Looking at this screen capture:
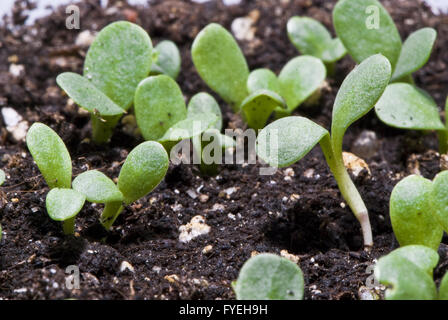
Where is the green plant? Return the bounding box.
[389,171,448,251]
[192,23,326,129]
[232,253,304,300]
[374,245,448,300]
[287,16,347,75]
[333,0,436,83]
[0,169,5,186]
[375,84,448,154]
[73,141,169,230]
[57,21,180,144]
[256,54,392,248]
[26,122,85,234]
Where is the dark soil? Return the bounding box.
[1,0,448,300]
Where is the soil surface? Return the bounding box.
[1,0,448,300]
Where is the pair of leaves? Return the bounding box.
[73,141,169,206]
[390,171,448,250]
[257,54,391,168]
[287,16,346,63]
[334,0,436,81]
[233,253,304,300]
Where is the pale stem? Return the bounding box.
[100,201,123,230]
[63,217,76,235]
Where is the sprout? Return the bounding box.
[73,141,169,230]
[26,123,85,234]
[233,253,304,300]
[375,84,448,154]
[256,54,392,248]
[192,23,326,128]
[287,16,347,75]
[56,21,180,144]
[389,175,443,251]
[374,246,440,300]
[334,0,436,83]
[0,169,5,186]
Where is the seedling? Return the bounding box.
[287,16,347,74]
[26,122,85,234]
[374,245,448,300]
[233,253,304,300]
[192,23,326,128]
[73,141,169,230]
[0,169,5,186]
[256,54,392,248]
[375,84,448,154]
[134,75,234,174]
[57,21,180,144]
[334,0,437,83]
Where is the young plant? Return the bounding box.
[57,21,180,144]
[192,23,326,129]
[375,84,448,154]
[333,0,437,83]
[233,253,304,300]
[256,54,392,248]
[26,122,85,234]
[134,75,234,175]
[73,141,169,230]
[0,169,5,186]
[374,245,448,300]
[287,16,347,75]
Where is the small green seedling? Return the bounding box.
[26,123,86,234]
[287,16,347,74]
[192,23,326,128]
[134,75,234,174]
[374,245,448,300]
[389,174,443,251]
[375,84,448,154]
[334,0,437,83]
[73,141,169,230]
[0,169,5,186]
[256,54,392,248]
[57,21,180,144]
[233,253,304,300]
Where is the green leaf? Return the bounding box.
[257,116,329,168]
[56,72,124,116]
[247,69,280,94]
[72,170,123,203]
[0,169,5,186]
[192,23,249,109]
[151,40,181,79]
[374,253,437,300]
[46,188,85,221]
[439,272,448,300]
[134,75,187,141]
[158,113,219,143]
[331,54,391,155]
[187,92,222,131]
[26,123,72,189]
[241,89,286,130]
[333,0,402,68]
[234,253,304,300]
[278,56,326,112]
[431,171,448,232]
[390,175,443,251]
[391,28,437,82]
[118,141,169,204]
[375,83,444,130]
[84,21,153,110]
[287,16,346,63]
[386,245,439,277]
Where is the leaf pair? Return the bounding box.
[374,245,448,300]
[233,253,304,300]
[287,16,347,64]
[256,54,392,247]
[26,123,85,234]
[57,21,180,144]
[390,171,448,250]
[192,23,326,129]
[334,0,437,82]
